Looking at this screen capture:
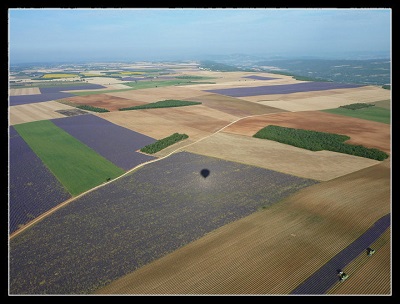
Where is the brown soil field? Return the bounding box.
[105,86,210,102]
[183,132,379,181]
[9,101,88,125]
[96,104,241,141]
[222,111,391,154]
[60,94,147,111]
[9,87,41,96]
[327,228,391,295]
[94,158,390,295]
[186,93,287,117]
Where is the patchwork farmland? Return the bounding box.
[8,61,391,295]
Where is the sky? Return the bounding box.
[8,8,391,64]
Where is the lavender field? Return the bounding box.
[9,84,106,106]
[205,81,365,97]
[9,126,71,234]
[242,75,278,80]
[9,152,318,294]
[51,114,156,171]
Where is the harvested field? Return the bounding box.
[59,94,147,111]
[184,132,379,181]
[9,87,41,96]
[367,99,391,109]
[9,101,86,125]
[180,71,295,87]
[94,158,390,295]
[248,86,390,111]
[186,93,287,117]
[105,86,210,102]
[222,111,390,154]
[9,152,317,294]
[96,104,239,141]
[83,77,127,85]
[204,82,365,97]
[51,114,156,171]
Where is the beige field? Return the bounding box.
[94,158,390,295]
[186,93,287,117]
[9,101,88,125]
[183,132,379,181]
[97,110,210,141]
[243,86,390,111]
[9,87,41,96]
[222,111,391,154]
[83,77,127,85]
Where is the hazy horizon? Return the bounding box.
[8,8,391,64]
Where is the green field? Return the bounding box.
[13,121,125,196]
[321,105,390,124]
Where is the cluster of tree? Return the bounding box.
[382,85,390,90]
[339,103,375,110]
[119,100,201,111]
[76,105,109,113]
[253,125,388,161]
[140,133,189,154]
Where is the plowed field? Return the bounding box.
[94,158,390,295]
[60,94,147,111]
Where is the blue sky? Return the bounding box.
[8,8,391,63]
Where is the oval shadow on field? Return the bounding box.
[200,169,210,178]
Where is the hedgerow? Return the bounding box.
[339,103,375,110]
[140,133,189,154]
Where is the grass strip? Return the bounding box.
[14,120,125,196]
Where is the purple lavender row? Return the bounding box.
[9,126,71,234]
[39,84,105,93]
[9,93,74,106]
[9,152,318,294]
[242,75,279,80]
[204,81,365,97]
[291,213,390,294]
[51,114,156,171]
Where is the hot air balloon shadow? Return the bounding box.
[200,169,210,178]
